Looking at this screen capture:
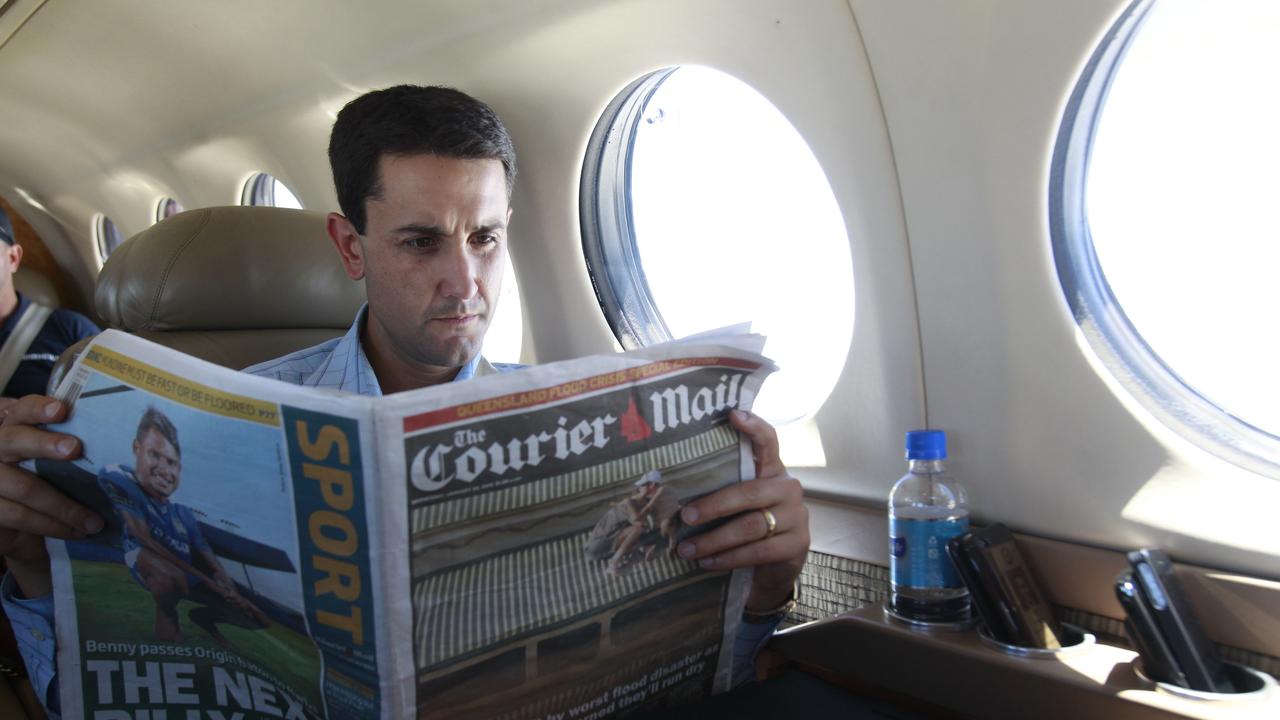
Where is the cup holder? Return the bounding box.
[1132,659,1277,702]
[976,623,1095,659]
[881,603,977,632]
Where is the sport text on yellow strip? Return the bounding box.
[82,346,280,426]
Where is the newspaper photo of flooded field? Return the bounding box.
[410,423,743,719]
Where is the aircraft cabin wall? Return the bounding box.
[0,0,1274,583]
[848,0,1278,580]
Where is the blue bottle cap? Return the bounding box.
[905,429,946,460]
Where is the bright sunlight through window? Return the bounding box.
[1087,1,1280,438]
[591,66,854,424]
[482,250,524,364]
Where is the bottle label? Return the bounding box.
[889,516,968,589]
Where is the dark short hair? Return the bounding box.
[136,406,180,458]
[328,85,517,234]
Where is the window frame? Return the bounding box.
[580,67,679,351]
[241,173,302,209]
[94,214,125,263]
[241,172,276,207]
[1049,0,1280,478]
[154,196,184,224]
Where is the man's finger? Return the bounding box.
[2,396,67,427]
[729,409,784,479]
[0,466,102,534]
[680,476,801,526]
[0,527,20,554]
[0,423,82,464]
[677,502,801,560]
[693,534,804,572]
[0,497,84,540]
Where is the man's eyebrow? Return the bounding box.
[391,223,445,236]
[390,220,507,236]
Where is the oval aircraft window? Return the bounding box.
[583,66,854,424]
[155,197,184,223]
[1052,0,1280,473]
[94,214,126,262]
[241,173,304,209]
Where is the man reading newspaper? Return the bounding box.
[0,85,809,717]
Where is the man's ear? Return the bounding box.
[6,243,23,271]
[327,213,365,280]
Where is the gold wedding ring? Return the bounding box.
[760,508,778,539]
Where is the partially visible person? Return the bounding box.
[98,407,268,645]
[0,207,100,400]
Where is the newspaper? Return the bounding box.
[37,328,776,719]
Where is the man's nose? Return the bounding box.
[439,242,479,300]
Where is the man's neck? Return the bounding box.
[361,321,463,394]
[0,286,18,323]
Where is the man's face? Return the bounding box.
[335,153,510,373]
[133,428,181,500]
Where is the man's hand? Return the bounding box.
[211,571,238,601]
[0,395,103,597]
[214,572,271,628]
[676,409,809,613]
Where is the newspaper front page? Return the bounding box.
[39,330,774,719]
[43,332,387,720]
[375,338,772,719]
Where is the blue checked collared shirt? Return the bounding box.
[2,306,778,715]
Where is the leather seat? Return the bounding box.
[13,267,60,309]
[48,206,365,392]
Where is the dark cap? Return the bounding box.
[0,208,13,245]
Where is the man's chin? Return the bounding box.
[418,334,482,369]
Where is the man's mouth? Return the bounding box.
[430,314,479,326]
[435,312,483,326]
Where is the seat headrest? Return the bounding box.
[96,206,365,331]
[14,266,60,308]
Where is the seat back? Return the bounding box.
[13,266,60,309]
[34,209,362,710]
[92,205,365,369]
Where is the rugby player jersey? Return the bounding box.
[97,464,209,574]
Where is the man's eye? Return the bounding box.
[474,234,499,246]
[405,236,437,249]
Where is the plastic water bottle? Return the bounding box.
[888,429,970,623]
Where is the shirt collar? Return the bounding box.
[454,353,482,382]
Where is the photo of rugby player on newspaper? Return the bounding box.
[37,372,325,717]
